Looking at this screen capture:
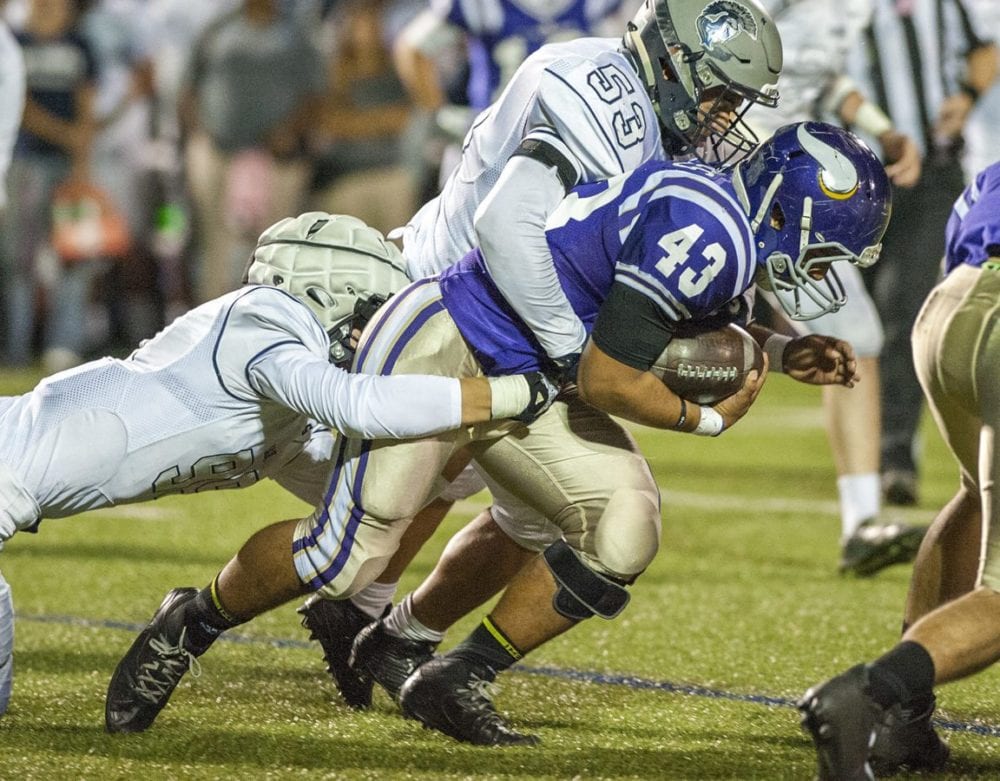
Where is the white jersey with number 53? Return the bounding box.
[402,36,666,279]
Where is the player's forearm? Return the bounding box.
[964,43,999,99]
[746,322,789,373]
[579,369,693,430]
[578,342,691,430]
[252,353,465,439]
[315,372,466,439]
[459,377,492,425]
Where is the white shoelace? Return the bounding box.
[134,627,202,704]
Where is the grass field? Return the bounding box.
[2,365,1000,780]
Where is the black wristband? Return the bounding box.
[672,397,688,431]
[959,81,981,103]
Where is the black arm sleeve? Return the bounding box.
[591,282,676,371]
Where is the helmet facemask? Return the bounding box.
[623,0,781,164]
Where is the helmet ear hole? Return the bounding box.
[306,287,337,309]
[272,274,284,285]
[769,202,785,230]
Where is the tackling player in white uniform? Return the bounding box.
[104,122,891,743]
[0,212,555,717]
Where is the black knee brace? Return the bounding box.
[543,539,630,621]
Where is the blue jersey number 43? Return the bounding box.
[655,225,726,297]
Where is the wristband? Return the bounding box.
[672,397,688,431]
[487,375,530,419]
[693,406,724,437]
[959,81,981,103]
[853,101,893,139]
[763,333,792,374]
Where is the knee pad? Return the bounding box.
[592,487,661,577]
[543,539,630,621]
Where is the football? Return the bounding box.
[650,322,764,405]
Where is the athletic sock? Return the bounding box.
[838,472,881,538]
[865,640,936,709]
[183,575,246,655]
[383,594,444,644]
[350,580,397,621]
[451,615,524,678]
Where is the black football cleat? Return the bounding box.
[870,695,950,774]
[398,654,539,746]
[105,588,202,733]
[798,665,881,781]
[349,619,436,703]
[839,520,927,577]
[298,596,376,709]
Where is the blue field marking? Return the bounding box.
[18,612,1000,739]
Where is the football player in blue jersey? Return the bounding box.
[297,0,786,712]
[799,161,1000,780]
[105,122,892,745]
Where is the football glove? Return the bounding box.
[513,371,560,424]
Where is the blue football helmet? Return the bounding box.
[732,121,891,320]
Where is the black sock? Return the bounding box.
[451,616,525,679]
[865,640,936,709]
[182,575,246,655]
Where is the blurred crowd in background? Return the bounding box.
[0,0,611,373]
[0,0,997,379]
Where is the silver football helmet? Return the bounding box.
[623,0,782,163]
[245,212,411,365]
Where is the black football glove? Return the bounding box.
[514,371,560,424]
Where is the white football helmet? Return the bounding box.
[245,212,411,365]
[622,0,782,163]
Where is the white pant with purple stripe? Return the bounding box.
[292,279,662,599]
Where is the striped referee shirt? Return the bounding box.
[847,0,994,156]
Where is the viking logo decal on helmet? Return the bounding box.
[697,1,759,52]
[796,124,861,200]
[733,121,891,321]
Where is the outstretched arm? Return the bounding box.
[253,348,554,439]
[747,323,858,387]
